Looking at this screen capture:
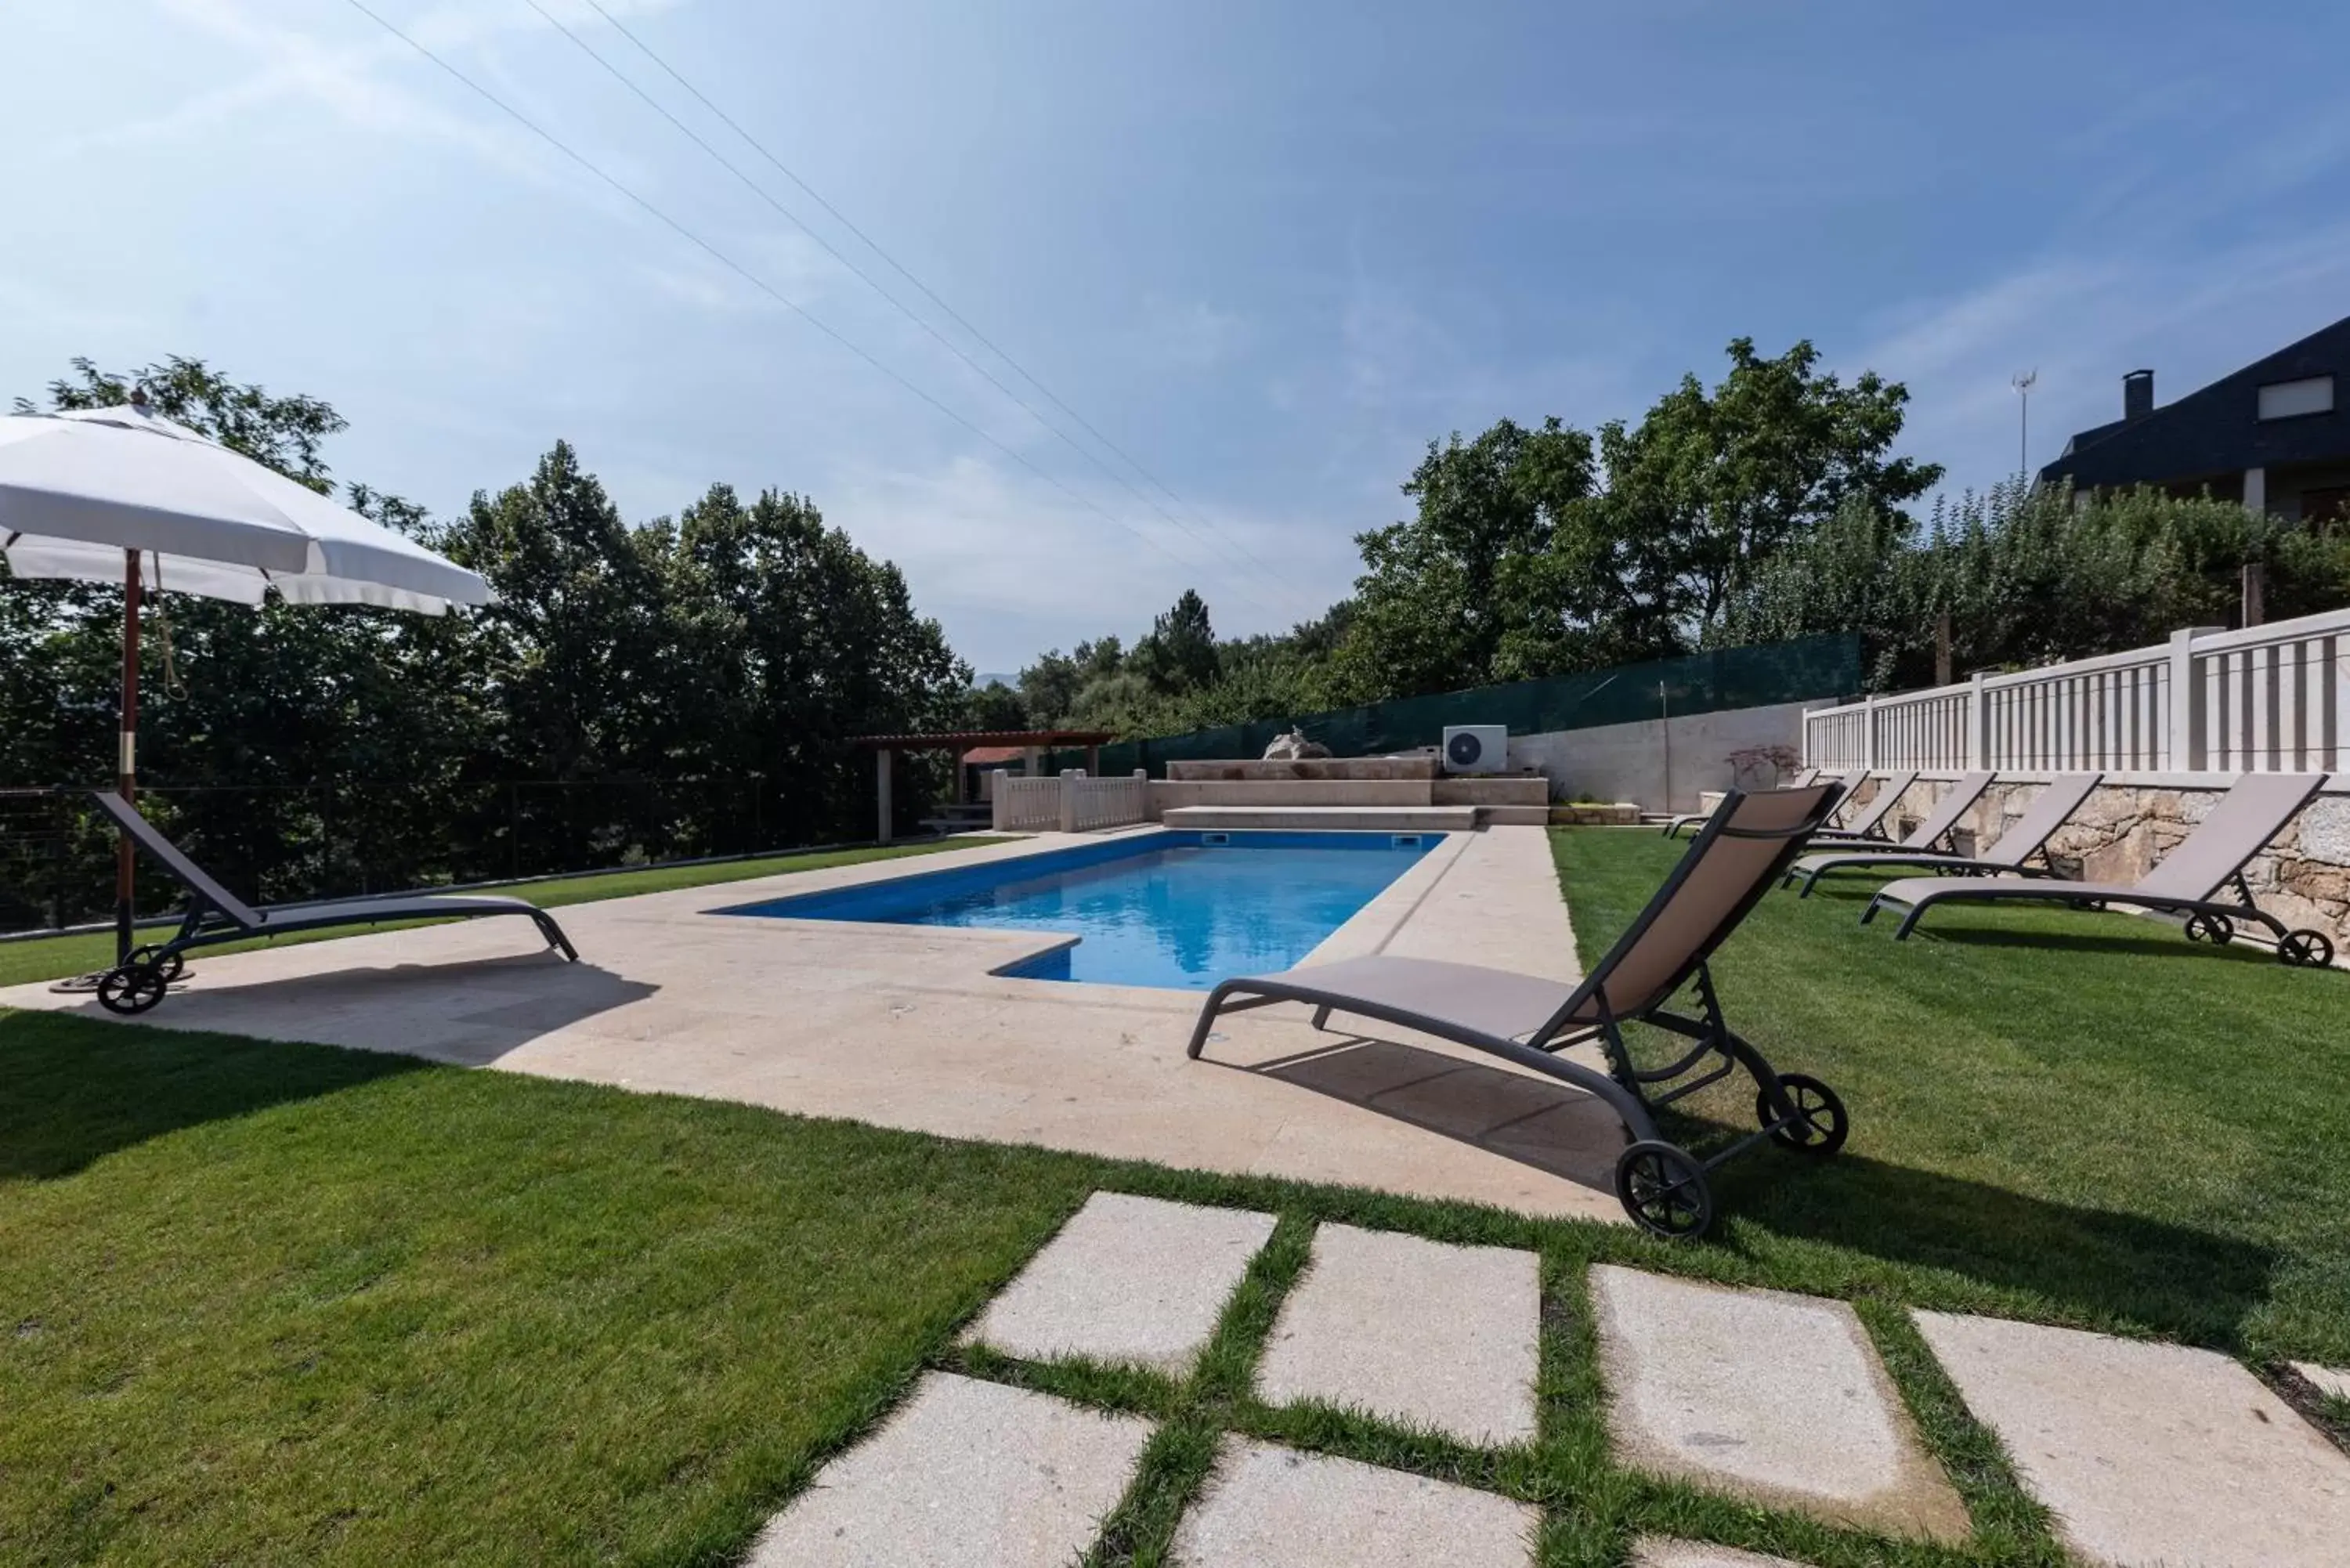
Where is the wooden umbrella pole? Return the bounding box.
[115,548,141,963]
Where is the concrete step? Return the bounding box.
[1162,806,1477,832]
[1476,805,1553,826]
[1433,776,1551,807]
[1160,780,1435,808]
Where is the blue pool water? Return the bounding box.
[718,830,1440,989]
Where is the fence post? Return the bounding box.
[1059,769,1085,833]
[2166,627,2200,771]
[990,769,1011,833]
[1861,695,1878,770]
[1966,670,1989,771]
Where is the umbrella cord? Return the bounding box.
[148,555,188,699]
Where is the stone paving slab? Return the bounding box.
[964,1192,1277,1374]
[1255,1223,1539,1446]
[744,1372,1151,1567]
[1916,1310,2350,1567]
[2293,1360,2350,1401]
[1169,1437,1538,1566]
[1632,1540,1810,1568]
[1589,1266,1966,1541]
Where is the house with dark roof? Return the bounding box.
[2037,313,2350,526]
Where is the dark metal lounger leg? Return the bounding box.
[536,912,580,962]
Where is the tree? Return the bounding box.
[1132,589,1220,692]
[1326,416,1596,700]
[4,355,980,911]
[1591,338,1941,642]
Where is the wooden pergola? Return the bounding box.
[848,728,1116,842]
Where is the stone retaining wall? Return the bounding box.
[1849,775,2350,957]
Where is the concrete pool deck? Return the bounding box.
[0,826,1626,1221]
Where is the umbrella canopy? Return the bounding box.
[0,403,490,611]
[0,397,494,968]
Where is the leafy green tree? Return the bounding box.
[1327,417,1596,700]
[1596,338,1941,641]
[1132,588,1220,692]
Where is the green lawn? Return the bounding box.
[1553,828,2350,1364]
[0,836,1009,990]
[2,826,2344,1566]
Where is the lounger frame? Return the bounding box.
[1190,782,1849,1232]
[88,790,578,1010]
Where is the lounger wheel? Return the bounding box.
[1755,1072,1848,1156]
[2279,929,2335,968]
[2183,912,2236,946]
[96,962,168,1016]
[1614,1140,1714,1239]
[126,945,186,983]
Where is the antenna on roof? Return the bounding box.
[2011,370,2038,482]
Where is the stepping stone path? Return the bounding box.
[1170,1437,1538,1566]
[1588,1264,1968,1541]
[1632,1540,1808,1568]
[1916,1310,2350,1568]
[1256,1223,1540,1445]
[744,1372,1151,1567]
[746,1193,2350,1564]
[2294,1360,2350,1402]
[964,1191,1277,1373]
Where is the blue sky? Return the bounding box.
[8,2,2350,672]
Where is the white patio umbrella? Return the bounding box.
[0,395,493,964]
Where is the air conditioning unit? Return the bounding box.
[1441,724,1509,775]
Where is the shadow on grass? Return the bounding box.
[1706,1140,2281,1343]
[1907,923,2313,966]
[0,1011,430,1181]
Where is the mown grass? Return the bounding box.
[0,836,1009,990]
[1549,827,2350,1365]
[4,824,2345,1564]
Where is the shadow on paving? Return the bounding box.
[0,1012,432,1181]
[1231,1035,1622,1193]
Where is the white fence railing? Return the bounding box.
[1803,607,2350,775]
[989,774,1062,832]
[989,769,1153,833]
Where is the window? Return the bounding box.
[2258,375,2334,421]
[2301,486,2348,529]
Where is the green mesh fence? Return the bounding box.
[1055,634,1860,776]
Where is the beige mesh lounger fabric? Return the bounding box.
[1784,771,2101,896]
[1863,772,2336,966]
[85,790,579,1015]
[1661,767,1822,837]
[1804,769,1921,845]
[1188,782,1849,1237]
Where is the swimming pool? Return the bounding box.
[718,830,1441,989]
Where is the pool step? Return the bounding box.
[1162,805,1479,833]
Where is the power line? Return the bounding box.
[337,0,1273,614]
[521,0,1296,621]
[565,0,1309,616]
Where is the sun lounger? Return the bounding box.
[85,790,580,1014]
[1188,781,1849,1237]
[1804,769,1921,845]
[1784,771,2101,896]
[1862,772,2336,966]
[1661,767,1821,837]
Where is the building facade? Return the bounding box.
[2038,313,2350,526]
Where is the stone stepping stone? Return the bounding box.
[1589,1266,1966,1541]
[1916,1310,2350,1567]
[1632,1539,1811,1568]
[1170,1436,1537,1566]
[745,1373,1151,1567]
[2294,1360,2350,1402]
[1255,1223,1538,1446]
[965,1191,1277,1374]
